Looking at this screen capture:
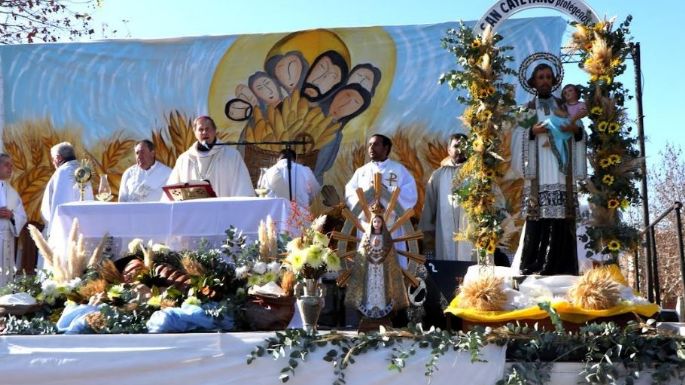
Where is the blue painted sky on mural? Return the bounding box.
[88,0,684,169]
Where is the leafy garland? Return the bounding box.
[247,309,685,385]
[439,22,516,263]
[571,16,641,258]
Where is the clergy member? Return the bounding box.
[119,140,172,202]
[261,148,321,207]
[41,142,94,237]
[166,115,255,197]
[0,154,27,287]
[511,63,585,275]
[418,134,473,261]
[345,134,417,212]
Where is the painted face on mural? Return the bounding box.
[235,84,258,106]
[301,51,348,102]
[194,117,217,144]
[225,99,253,121]
[249,73,281,106]
[134,142,155,170]
[347,67,375,93]
[274,53,305,93]
[329,87,364,121]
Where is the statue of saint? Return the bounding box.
[345,201,409,319]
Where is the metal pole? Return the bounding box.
[650,227,661,305]
[633,244,640,292]
[630,42,653,301]
[675,202,685,297]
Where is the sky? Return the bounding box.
[88,0,685,170]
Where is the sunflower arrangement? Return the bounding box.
[570,16,641,259]
[440,23,517,264]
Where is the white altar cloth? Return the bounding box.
[49,198,290,257]
[0,332,507,385]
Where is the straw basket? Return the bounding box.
[244,144,319,186]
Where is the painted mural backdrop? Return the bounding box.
[0,17,565,223]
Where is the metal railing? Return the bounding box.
[638,201,685,305]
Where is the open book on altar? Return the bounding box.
[162,180,217,201]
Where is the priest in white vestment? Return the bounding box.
[0,154,27,287]
[262,148,320,207]
[345,134,418,267]
[166,116,255,198]
[419,134,473,261]
[41,142,94,238]
[509,64,586,275]
[119,140,172,202]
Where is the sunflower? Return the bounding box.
[607,199,620,209]
[486,241,497,254]
[591,106,603,115]
[607,240,621,251]
[483,169,495,179]
[621,198,630,209]
[602,174,615,185]
[479,110,493,120]
[597,121,608,132]
[471,39,481,48]
[599,158,612,168]
[599,75,613,84]
[608,154,621,164]
[608,122,620,133]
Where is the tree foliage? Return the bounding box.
[0,0,105,44]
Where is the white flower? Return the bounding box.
[305,244,324,268]
[310,215,327,232]
[152,243,170,254]
[128,238,144,254]
[41,279,57,296]
[66,277,82,290]
[287,250,306,272]
[322,249,341,271]
[235,265,250,279]
[312,232,330,247]
[253,261,268,275]
[286,238,303,253]
[267,261,281,274]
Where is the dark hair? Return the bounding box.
[136,139,154,151]
[301,50,349,102]
[193,115,217,129]
[265,51,309,91]
[347,63,382,96]
[526,63,557,90]
[278,148,296,161]
[448,133,468,143]
[370,134,392,153]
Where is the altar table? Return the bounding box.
[0,332,506,385]
[48,198,291,258]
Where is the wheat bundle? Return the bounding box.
[568,268,621,310]
[459,275,507,311]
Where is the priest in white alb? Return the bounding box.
[119,140,172,202]
[166,116,255,198]
[261,148,320,207]
[419,134,473,261]
[41,142,94,238]
[0,154,27,286]
[345,134,417,266]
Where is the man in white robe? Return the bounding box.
[419,134,473,261]
[0,154,27,287]
[166,116,255,198]
[262,148,320,207]
[345,134,418,266]
[119,140,172,202]
[510,64,586,275]
[41,142,94,238]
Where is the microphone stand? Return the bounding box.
[204,138,310,202]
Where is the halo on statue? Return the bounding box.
[518,51,564,95]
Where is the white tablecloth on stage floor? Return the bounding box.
[48,198,291,258]
[0,332,507,385]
